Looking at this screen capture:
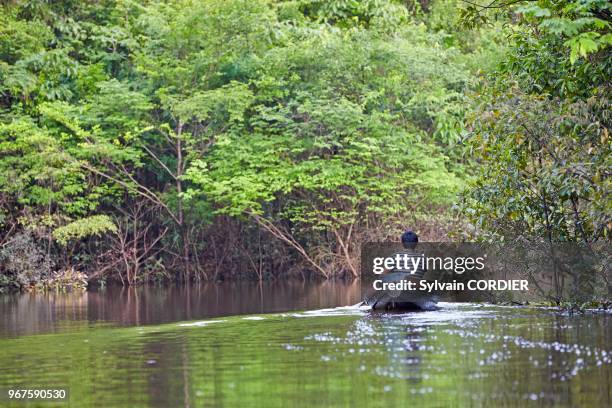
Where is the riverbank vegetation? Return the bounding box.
[0,0,609,292]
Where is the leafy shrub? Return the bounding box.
[53,215,117,246]
[37,268,88,291]
[0,232,52,290]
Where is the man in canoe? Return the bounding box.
[361,230,438,311]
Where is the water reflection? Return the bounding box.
[0,281,361,337]
[0,287,610,407]
[298,304,611,406]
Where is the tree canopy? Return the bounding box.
[0,0,609,289]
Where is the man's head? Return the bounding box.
[401,230,418,249]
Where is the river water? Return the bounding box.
[0,282,610,407]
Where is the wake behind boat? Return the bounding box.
[361,273,439,311]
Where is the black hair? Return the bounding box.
[401,230,418,249]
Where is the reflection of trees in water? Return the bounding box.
[0,291,89,336]
[0,281,361,336]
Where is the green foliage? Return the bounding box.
[183,25,468,241]
[499,30,610,100]
[517,0,611,64]
[459,0,611,64]
[458,0,610,245]
[53,215,117,246]
[0,118,96,214]
[461,87,610,242]
[289,0,414,30]
[0,0,506,283]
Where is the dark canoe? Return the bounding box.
[361,272,438,311]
